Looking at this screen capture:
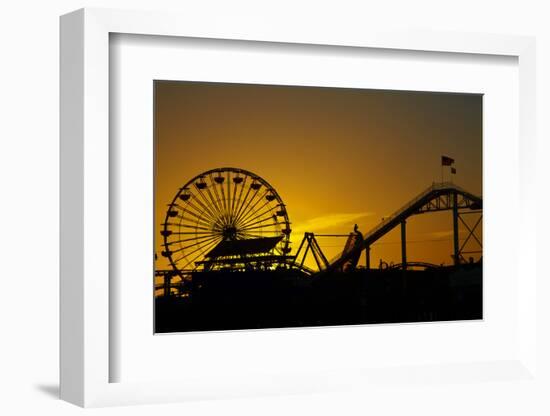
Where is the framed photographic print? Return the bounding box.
[60,8,538,408]
[153,81,483,334]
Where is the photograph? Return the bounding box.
[154,80,483,333]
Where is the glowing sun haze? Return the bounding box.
[155,81,482,272]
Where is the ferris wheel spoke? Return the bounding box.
[236,198,273,228]
[234,189,270,226]
[163,231,221,244]
[208,173,228,222]
[175,198,219,225]
[173,215,212,229]
[172,235,221,264]
[199,181,221,216]
[238,203,279,229]
[184,190,223,224]
[226,170,232,221]
[226,171,235,219]
[238,187,269,220]
[231,176,253,224]
[195,179,220,214]
[170,234,222,253]
[238,230,281,239]
[164,232,221,246]
[239,223,280,233]
[169,223,215,232]
[174,237,222,269]
[229,172,239,221]
[191,183,218,220]
[168,231,219,235]
[212,172,233,225]
[172,202,205,221]
[239,227,282,237]
[239,208,277,228]
[239,231,281,238]
[167,236,219,255]
[215,173,230,222]
[204,182,229,227]
[238,216,279,231]
[233,187,263,226]
[238,226,281,236]
[193,182,226,226]
[180,211,216,230]
[230,174,248,222]
[175,204,188,246]
[172,211,214,230]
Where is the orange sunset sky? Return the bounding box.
[154,81,482,273]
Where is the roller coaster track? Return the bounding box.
[319,182,482,275]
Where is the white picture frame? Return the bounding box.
[60,8,537,407]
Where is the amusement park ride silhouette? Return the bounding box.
[155,167,482,298]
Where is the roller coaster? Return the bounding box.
[155,168,482,296]
[300,181,482,275]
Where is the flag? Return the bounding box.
[441,155,454,166]
[451,167,456,174]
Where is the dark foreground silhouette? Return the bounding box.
[155,264,482,333]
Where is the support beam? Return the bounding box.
[365,245,371,270]
[452,191,460,265]
[298,233,312,268]
[401,220,407,270]
[163,274,172,297]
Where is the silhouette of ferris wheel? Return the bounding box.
[161,167,292,275]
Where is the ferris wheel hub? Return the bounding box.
[222,226,238,241]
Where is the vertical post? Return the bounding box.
[365,245,370,270]
[163,274,172,297]
[453,191,460,265]
[401,220,407,270]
